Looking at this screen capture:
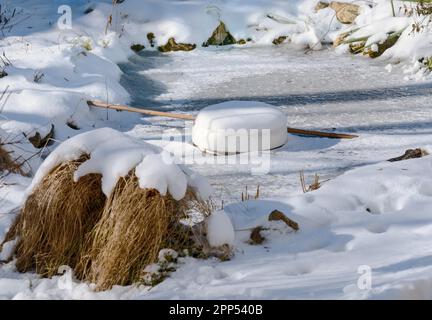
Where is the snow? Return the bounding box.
[192,101,288,154]
[28,128,211,200]
[1,0,432,300]
[206,210,235,247]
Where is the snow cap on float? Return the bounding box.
[192,101,287,154]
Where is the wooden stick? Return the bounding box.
[87,100,358,139]
[287,127,358,139]
[87,100,195,120]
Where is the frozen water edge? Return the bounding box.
[121,46,432,201]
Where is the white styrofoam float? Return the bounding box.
[192,101,287,154]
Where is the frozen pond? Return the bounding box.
[119,46,432,201]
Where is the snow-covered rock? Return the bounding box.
[192,101,288,154]
[206,210,235,247]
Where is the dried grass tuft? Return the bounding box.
[3,156,106,276]
[78,174,208,290]
[2,156,215,291]
[0,143,23,175]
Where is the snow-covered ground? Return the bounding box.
[1,0,432,299]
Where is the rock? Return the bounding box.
[147,32,156,47]
[268,210,299,231]
[130,43,145,53]
[249,226,265,245]
[0,70,7,78]
[158,38,196,52]
[315,1,330,12]
[237,39,247,45]
[388,148,429,162]
[28,124,55,149]
[272,36,287,45]
[329,2,361,24]
[203,21,237,46]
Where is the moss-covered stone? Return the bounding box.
[272,36,287,45]
[147,32,156,47]
[130,43,145,53]
[158,38,196,52]
[203,21,237,46]
[367,33,400,58]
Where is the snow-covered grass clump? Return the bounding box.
[29,127,212,200]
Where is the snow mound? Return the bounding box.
[206,211,235,247]
[192,101,287,154]
[28,128,212,200]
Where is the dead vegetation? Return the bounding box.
[33,70,44,83]
[0,142,23,176]
[300,170,328,193]
[3,156,105,276]
[241,185,260,202]
[26,124,55,149]
[0,51,12,78]
[0,6,28,38]
[0,130,35,178]
[2,156,217,291]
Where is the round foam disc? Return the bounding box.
[192,101,287,154]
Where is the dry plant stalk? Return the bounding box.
[241,185,260,202]
[300,170,324,193]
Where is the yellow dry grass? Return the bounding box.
[4,156,105,276]
[0,144,23,175]
[2,156,214,291]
